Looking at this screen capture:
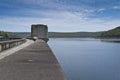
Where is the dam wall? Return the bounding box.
[0,39,67,80]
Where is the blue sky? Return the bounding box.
[0,0,120,32]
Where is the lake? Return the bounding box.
[48,38,120,80]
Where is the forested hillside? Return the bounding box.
[101,26,120,38]
[48,32,101,38]
[1,26,120,38]
[6,32,101,38]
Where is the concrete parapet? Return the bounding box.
[0,39,26,52]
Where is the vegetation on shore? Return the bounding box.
[48,32,102,38]
[0,31,9,38]
[101,26,120,38]
[0,26,120,38]
[5,32,102,38]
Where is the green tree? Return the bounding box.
[0,31,9,38]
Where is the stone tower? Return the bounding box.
[31,24,48,42]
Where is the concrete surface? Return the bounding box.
[0,39,34,60]
[0,40,67,80]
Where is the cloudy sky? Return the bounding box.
[0,0,120,32]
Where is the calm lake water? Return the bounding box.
[48,38,120,80]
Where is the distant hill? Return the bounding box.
[7,32,31,38]
[0,31,9,38]
[6,32,102,38]
[1,26,120,38]
[48,32,101,38]
[101,26,120,38]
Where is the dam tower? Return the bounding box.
[31,24,49,42]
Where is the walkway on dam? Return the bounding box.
[0,40,67,80]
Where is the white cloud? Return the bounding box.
[112,6,120,9]
[97,8,106,12]
[0,0,120,32]
[0,10,120,32]
[19,0,95,14]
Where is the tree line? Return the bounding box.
[0,26,120,38]
[0,31,9,38]
[101,26,120,38]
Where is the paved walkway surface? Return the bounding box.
[0,40,67,80]
[0,39,34,60]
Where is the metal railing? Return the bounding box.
[0,39,26,52]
